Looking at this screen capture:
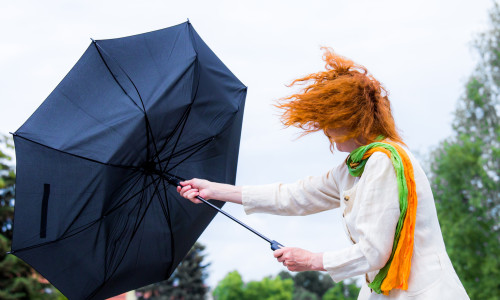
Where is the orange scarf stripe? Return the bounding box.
[347,141,418,295]
[380,141,417,294]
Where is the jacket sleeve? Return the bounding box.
[241,166,342,216]
[323,152,401,282]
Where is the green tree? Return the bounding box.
[293,287,318,300]
[212,271,245,300]
[322,281,360,300]
[244,276,294,300]
[277,270,294,281]
[292,271,333,298]
[137,242,209,300]
[0,135,62,299]
[429,3,500,299]
[277,270,359,300]
[0,135,15,240]
[213,271,294,300]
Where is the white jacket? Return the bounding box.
[241,148,469,299]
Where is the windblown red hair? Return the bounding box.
[276,48,404,147]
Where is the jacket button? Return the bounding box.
[344,196,350,201]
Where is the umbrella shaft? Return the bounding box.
[194,195,273,244]
[163,175,281,249]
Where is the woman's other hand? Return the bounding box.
[274,247,325,272]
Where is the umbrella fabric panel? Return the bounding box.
[96,23,197,112]
[11,136,142,250]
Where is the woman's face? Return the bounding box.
[325,128,362,153]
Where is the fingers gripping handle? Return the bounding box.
[271,240,284,251]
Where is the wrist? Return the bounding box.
[209,182,242,204]
[310,252,325,271]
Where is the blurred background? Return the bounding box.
[0,0,498,299]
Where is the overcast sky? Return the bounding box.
[0,0,493,290]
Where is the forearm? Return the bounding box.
[209,182,242,204]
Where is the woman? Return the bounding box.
[177,49,469,299]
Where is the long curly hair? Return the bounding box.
[276,48,404,148]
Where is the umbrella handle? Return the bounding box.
[270,240,284,251]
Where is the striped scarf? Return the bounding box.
[346,141,417,295]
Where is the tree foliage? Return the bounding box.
[214,270,359,300]
[322,282,359,300]
[0,135,15,241]
[292,271,334,298]
[244,275,294,300]
[212,271,245,300]
[137,242,209,300]
[213,271,293,300]
[429,3,500,299]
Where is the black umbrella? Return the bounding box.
[10,21,281,300]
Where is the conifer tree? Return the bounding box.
[137,242,209,300]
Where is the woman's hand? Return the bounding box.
[176,178,243,205]
[274,247,325,272]
[177,178,213,204]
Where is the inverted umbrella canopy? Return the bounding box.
[11,21,246,299]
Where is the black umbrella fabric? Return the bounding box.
[11,21,246,299]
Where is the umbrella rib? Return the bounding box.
[151,104,192,162]
[158,135,214,163]
[93,41,148,111]
[106,173,150,280]
[92,40,161,165]
[166,138,215,173]
[13,133,140,171]
[58,171,142,239]
[91,40,143,112]
[162,59,200,171]
[87,173,163,300]
[158,178,176,277]
[89,175,153,300]
[104,174,149,284]
[102,175,155,217]
[11,213,102,254]
[144,24,196,163]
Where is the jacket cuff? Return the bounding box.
[241,184,277,215]
[323,244,370,282]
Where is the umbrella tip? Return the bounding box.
[187,18,190,24]
[8,132,14,136]
[90,38,96,43]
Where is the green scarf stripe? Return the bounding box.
[346,142,409,294]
